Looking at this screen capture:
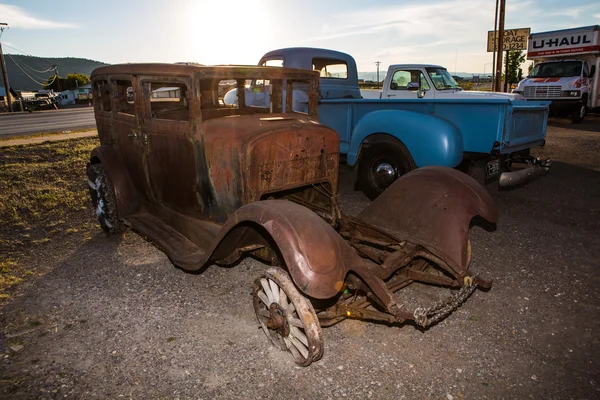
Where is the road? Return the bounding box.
[0,108,95,138]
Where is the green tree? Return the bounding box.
[505,51,526,84]
[43,73,90,91]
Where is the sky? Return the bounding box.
[1,0,599,77]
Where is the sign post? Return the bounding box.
[488,27,530,92]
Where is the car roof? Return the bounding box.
[91,63,319,81]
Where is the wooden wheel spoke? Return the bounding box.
[257,291,270,307]
[288,335,309,359]
[258,308,271,318]
[285,302,296,315]
[290,325,308,347]
[288,316,304,328]
[260,278,274,304]
[279,288,288,308]
[268,279,280,304]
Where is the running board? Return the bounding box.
[125,213,206,270]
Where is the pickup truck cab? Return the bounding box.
[226,47,551,199]
[382,64,524,100]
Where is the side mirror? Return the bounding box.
[590,65,596,78]
[417,89,427,99]
[407,82,420,91]
[390,82,398,90]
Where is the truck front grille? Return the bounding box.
[523,85,562,99]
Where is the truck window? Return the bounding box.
[114,80,135,115]
[261,59,283,67]
[146,82,189,122]
[425,68,460,90]
[530,61,582,78]
[389,70,431,91]
[94,80,111,112]
[312,58,348,79]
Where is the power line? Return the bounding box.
[7,53,54,82]
[2,43,93,76]
[6,53,54,86]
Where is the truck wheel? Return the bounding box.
[253,267,324,366]
[571,98,587,123]
[357,142,415,200]
[87,163,125,234]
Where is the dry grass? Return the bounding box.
[0,137,100,298]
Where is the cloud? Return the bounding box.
[309,19,408,41]
[0,4,76,29]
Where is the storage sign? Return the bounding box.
[487,28,530,52]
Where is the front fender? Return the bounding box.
[206,200,356,299]
[356,166,498,275]
[347,109,463,168]
[89,145,139,218]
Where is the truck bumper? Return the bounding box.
[498,156,551,188]
[548,99,582,113]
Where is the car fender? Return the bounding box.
[89,145,140,218]
[356,166,498,275]
[205,200,356,300]
[347,109,464,168]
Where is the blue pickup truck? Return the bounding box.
[225,47,551,199]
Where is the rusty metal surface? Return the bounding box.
[356,166,498,275]
[89,62,498,329]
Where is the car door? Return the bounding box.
[139,77,204,217]
[111,76,155,202]
[385,69,433,99]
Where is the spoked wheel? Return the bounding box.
[252,267,323,366]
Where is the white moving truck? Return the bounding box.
[513,25,600,123]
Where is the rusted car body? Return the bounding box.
[87,63,498,366]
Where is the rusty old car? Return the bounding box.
[87,63,498,366]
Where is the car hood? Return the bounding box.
[436,90,524,100]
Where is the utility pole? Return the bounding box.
[0,23,12,112]
[375,61,381,88]
[494,0,506,92]
[491,0,499,90]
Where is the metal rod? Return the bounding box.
[494,0,506,92]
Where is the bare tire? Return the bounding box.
[253,267,323,366]
[87,163,125,234]
[571,98,587,123]
[357,141,415,200]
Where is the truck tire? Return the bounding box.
[357,141,415,200]
[571,97,587,123]
[87,163,125,234]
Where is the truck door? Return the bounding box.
[385,69,432,99]
[139,77,204,217]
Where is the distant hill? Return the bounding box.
[0,55,109,91]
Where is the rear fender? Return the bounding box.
[206,200,355,300]
[347,109,464,168]
[356,166,498,275]
[89,145,140,218]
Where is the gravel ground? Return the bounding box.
[1,115,599,399]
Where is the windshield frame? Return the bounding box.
[425,67,461,90]
[529,61,583,78]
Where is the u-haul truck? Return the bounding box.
[513,25,599,123]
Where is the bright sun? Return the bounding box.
[182,0,270,66]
